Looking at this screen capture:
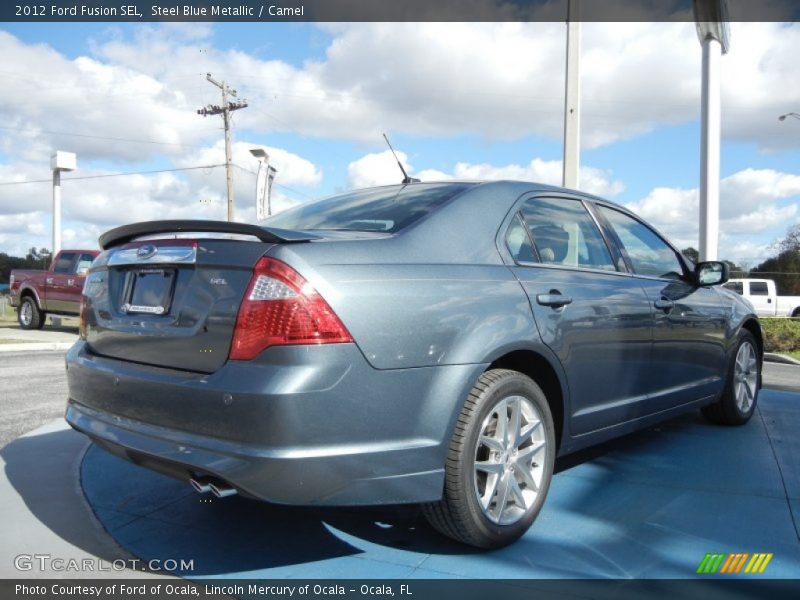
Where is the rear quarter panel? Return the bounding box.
[267,182,549,370]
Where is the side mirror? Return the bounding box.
[695,261,729,287]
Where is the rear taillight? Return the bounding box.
[229,257,352,360]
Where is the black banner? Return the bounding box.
[3,579,800,600]
[1,0,799,23]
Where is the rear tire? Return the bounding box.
[702,330,760,426]
[18,296,45,330]
[422,369,555,548]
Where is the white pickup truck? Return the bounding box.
[723,278,800,318]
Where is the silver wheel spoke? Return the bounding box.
[495,400,508,447]
[508,398,521,448]
[508,475,527,509]
[475,460,504,475]
[479,435,504,453]
[515,460,539,493]
[515,440,546,464]
[481,474,500,510]
[494,473,511,520]
[516,420,541,447]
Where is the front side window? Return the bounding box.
[598,206,685,280]
[749,282,769,296]
[53,253,76,274]
[519,197,615,271]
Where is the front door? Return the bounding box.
[595,204,728,408]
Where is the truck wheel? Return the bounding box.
[702,330,760,426]
[422,369,555,548]
[18,296,45,330]
[792,308,800,318]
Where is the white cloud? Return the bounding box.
[347,150,413,188]
[624,168,800,263]
[348,151,624,198]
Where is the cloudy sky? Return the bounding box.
[1,20,799,266]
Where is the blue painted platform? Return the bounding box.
[80,390,800,579]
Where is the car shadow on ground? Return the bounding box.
[4,394,798,578]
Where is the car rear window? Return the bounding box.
[264,183,474,233]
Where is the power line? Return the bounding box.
[0,125,216,149]
[0,164,225,187]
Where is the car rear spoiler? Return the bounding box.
[98,220,320,250]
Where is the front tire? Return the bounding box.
[18,296,45,330]
[702,330,760,426]
[422,369,555,548]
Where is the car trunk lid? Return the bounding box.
[83,221,319,373]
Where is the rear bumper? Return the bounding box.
[65,341,485,505]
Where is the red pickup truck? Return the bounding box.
[9,250,99,329]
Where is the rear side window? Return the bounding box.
[505,214,537,263]
[749,282,769,296]
[53,253,76,273]
[723,282,744,295]
[598,206,685,280]
[264,183,474,233]
[519,197,616,271]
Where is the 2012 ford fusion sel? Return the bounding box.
[65,181,762,548]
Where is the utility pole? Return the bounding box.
[694,0,729,261]
[51,151,76,256]
[197,73,248,222]
[562,0,581,190]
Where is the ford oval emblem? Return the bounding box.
[136,245,158,260]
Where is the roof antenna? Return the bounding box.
[383,133,420,184]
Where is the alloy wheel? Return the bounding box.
[473,395,547,525]
[734,341,758,414]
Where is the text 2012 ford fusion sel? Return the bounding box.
[65,181,761,548]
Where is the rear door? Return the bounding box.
[63,253,96,313]
[506,195,654,435]
[745,280,775,316]
[46,252,77,312]
[594,204,728,407]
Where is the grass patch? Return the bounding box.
[0,303,17,322]
[761,317,800,353]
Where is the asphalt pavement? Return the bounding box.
[0,351,68,448]
[0,347,798,579]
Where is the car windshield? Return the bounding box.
[263,183,474,233]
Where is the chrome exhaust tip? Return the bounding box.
[209,481,238,498]
[189,477,212,494]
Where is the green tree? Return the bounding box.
[751,250,800,295]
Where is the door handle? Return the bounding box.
[654,298,674,311]
[46,277,53,285]
[536,293,573,308]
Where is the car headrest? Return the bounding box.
[532,225,569,263]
